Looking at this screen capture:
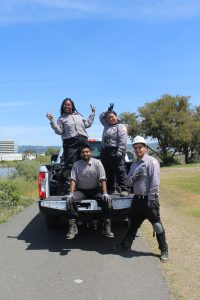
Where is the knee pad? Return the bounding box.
[152,222,163,234]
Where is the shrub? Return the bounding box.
[0,180,21,208]
[36,155,50,164]
[15,160,39,181]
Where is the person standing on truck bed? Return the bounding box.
[113,136,169,262]
[46,98,96,190]
[65,145,114,239]
[99,103,129,197]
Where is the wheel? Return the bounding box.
[45,215,60,229]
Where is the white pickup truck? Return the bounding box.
[38,139,134,229]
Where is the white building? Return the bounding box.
[0,153,23,161]
[0,140,18,154]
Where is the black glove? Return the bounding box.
[116,149,123,159]
[147,199,159,210]
[102,193,112,209]
[108,102,114,112]
[130,168,143,183]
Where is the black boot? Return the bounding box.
[112,230,137,252]
[102,219,114,238]
[66,219,78,239]
[156,230,168,252]
[160,250,169,262]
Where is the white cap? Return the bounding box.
[132,135,147,146]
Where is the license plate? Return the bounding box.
[40,200,66,210]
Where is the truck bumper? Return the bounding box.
[38,195,133,216]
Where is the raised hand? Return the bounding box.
[90,104,96,115]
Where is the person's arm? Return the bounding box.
[97,161,109,196]
[148,159,160,201]
[83,105,96,128]
[47,113,64,135]
[68,166,77,199]
[100,179,111,203]
[126,164,134,187]
[100,179,107,194]
[99,111,108,126]
[69,179,76,193]
[46,112,54,122]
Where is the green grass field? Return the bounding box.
[161,166,200,218]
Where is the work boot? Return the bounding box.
[66,219,78,239]
[102,219,114,238]
[160,250,169,262]
[112,242,127,252]
[112,237,132,252]
[120,190,129,197]
[112,230,136,252]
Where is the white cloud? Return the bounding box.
[0,0,200,25]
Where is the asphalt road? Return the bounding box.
[0,204,171,300]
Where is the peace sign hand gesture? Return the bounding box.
[90,104,96,115]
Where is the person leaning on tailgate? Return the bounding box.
[65,145,114,239]
[113,136,169,262]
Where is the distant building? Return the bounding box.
[0,140,18,154]
[0,153,23,161]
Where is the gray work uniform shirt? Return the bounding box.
[127,153,160,201]
[50,112,95,141]
[70,157,106,189]
[99,112,127,152]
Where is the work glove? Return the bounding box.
[116,149,123,159]
[67,192,75,202]
[102,193,112,209]
[147,199,159,210]
[108,102,114,112]
[66,192,78,216]
[130,168,143,183]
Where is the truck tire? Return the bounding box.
[45,215,60,229]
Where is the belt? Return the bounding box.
[134,195,148,200]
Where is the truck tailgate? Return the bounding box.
[39,194,133,213]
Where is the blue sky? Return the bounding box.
[0,0,200,146]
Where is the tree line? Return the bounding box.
[120,94,200,165]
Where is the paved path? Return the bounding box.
[0,204,171,300]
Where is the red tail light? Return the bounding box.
[38,172,46,199]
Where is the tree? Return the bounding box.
[119,112,140,141]
[138,94,191,164]
[179,105,200,163]
[45,147,59,156]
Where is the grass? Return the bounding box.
[161,167,200,218]
[141,165,200,300]
[0,156,50,223]
[0,177,38,224]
